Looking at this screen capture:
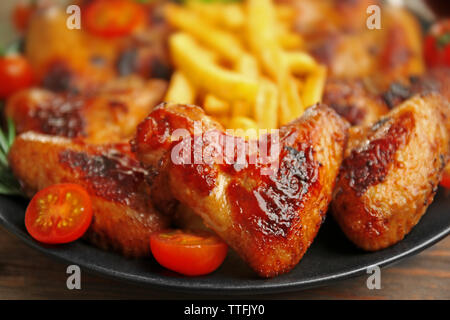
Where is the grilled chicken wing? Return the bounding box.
[323,78,389,126]
[288,0,424,85]
[382,68,450,109]
[133,103,348,277]
[5,77,167,143]
[9,132,169,257]
[324,68,450,128]
[332,93,450,251]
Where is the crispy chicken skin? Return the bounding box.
[383,68,450,109]
[323,68,450,128]
[323,78,389,126]
[133,103,348,277]
[9,132,169,257]
[5,77,167,144]
[332,94,450,251]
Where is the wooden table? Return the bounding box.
[0,226,448,299]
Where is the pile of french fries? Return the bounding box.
[164,0,327,135]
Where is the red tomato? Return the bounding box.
[12,1,34,33]
[424,19,450,67]
[150,230,228,276]
[84,0,146,38]
[25,184,93,244]
[441,165,450,189]
[0,55,34,99]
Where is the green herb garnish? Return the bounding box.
[0,117,22,196]
[437,33,450,49]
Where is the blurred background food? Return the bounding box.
[0,0,434,134]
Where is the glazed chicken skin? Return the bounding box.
[332,93,450,251]
[9,132,169,257]
[5,77,167,144]
[133,103,348,277]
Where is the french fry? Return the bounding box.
[286,52,318,74]
[165,0,325,134]
[246,0,304,126]
[165,71,196,104]
[228,116,259,139]
[254,79,278,130]
[231,100,252,118]
[301,65,327,108]
[276,21,303,50]
[204,95,230,116]
[246,0,287,79]
[235,54,259,79]
[185,1,245,30]
[279,32,304,50]
[166,4,244,62]
[170,33,259,103]
[276,4,296,21]
[279,76,305,125]
[221,3,245,30]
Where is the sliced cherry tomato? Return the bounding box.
[84,0,146,38]
[150,230,228,276]
[25,184,93,244]
[424,19,450,68]
[441,165,450,189]
[12,1,35,33]
[0,55,34,99]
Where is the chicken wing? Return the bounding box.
[297,1,424,86]
[323,78,389,126]
[323,68,450,128]
[133,103,348,277]
[5,77,167,144]
[9,132,169,257]
[332,93,450,251]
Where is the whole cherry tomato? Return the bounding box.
[0,54,34,99]
[424,19,450,67]
[84,0,146,38]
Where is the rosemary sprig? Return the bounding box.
[0,117,23,196]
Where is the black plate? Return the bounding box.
[0,188,449,295]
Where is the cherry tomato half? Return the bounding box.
[0,55,34,99]
[84,0,146,38]
[25,184,93,244]
[150,230,228,276]
[441,165,450,189]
